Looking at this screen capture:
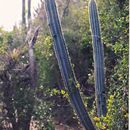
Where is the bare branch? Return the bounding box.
[28,26,40,88]
[62,0,70,18]
[28,26,40,49]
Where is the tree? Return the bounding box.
[28,0,31,28]
[0,27,40,130]
[22,0,26,26]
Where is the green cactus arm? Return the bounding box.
[44,0,96,129]
[89,0,107,116]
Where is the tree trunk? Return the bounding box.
[28,0,31,28]
[22,0,26,26]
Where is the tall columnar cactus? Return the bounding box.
[44,0,95,129]
[89,0,107,116]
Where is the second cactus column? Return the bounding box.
[89,0,107,116]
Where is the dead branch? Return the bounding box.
[28,26,40,88]
[62,0,70,18]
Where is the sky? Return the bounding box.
[0,0,40,31]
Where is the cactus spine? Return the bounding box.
[89,0,107,116]
[45,0,95,129]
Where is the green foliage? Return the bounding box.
[0,0,128,129]
[93,94,128,130]
[34,97,55,130]
[34,0,128,129]
[0,29,11,54]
